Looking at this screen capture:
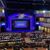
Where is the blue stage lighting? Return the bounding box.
[6,13,35,32]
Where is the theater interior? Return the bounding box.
[0,0,50,50]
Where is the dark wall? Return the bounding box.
[5,0,50,16]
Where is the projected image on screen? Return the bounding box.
[12,19,30,30]
[15,21,27,28]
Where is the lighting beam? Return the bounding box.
[0,0,5,8]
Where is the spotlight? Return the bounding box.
[2,9,5,13]
[2,23,5,25]
[43,10,46,13]
[36,22,39,25]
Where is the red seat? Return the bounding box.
[24,48,34,50]
[37,48,48,50]
[7,48,13,50]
